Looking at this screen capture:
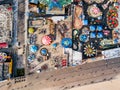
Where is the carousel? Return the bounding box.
[87,4,102,18]
[84,44,96,57]
[107,7,118,29]
[40,48,48,56]
[61,38,72,48]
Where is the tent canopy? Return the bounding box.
[42,35,52,45]
[30,45,38,53]
[28,27,34,34]
[27,54,35,62]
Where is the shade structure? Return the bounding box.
[28,27,34,34]
[40,48,48,56]
[52,43,57,48]
[42,35,52,45]
[30,45,38,53]
[61,38,72,48]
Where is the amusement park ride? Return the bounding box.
[0,53,11,62]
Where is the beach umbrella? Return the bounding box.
[42,35,52,45]
[30,45,38,53]
[28,27,34,34]
[40,48,48,56]
[61,38,72,48]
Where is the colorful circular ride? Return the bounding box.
[87,4,102,18]
[84,44,96,57]
[107,7,118,29]
[40,48,48,56]
[42,35,52,45]
[61,38,72,48]
[79,34,88,42]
